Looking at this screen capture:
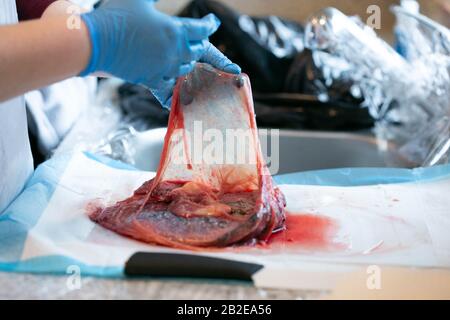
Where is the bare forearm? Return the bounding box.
[0,16,90,102]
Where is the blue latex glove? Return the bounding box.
[80,0,240,108]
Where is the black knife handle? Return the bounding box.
[125,252,263,281]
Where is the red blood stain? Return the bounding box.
[266,212,342,250]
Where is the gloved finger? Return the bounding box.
[180,13,221,41]
[150,78,176,109]
[164,58,188,78]
[188,40,208,61]
[200,43,241,74]
[164,96,173,109]
[178,61,196,76]
[164,42,199,78]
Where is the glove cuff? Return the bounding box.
[79,13,100,76]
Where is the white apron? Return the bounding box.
[0,0,34,213]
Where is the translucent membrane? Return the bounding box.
[90,64,286,249]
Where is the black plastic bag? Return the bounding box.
[179,0,373,130]
[179,0,304,93]
[118,84,169,131]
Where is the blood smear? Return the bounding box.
[267,212,343,250]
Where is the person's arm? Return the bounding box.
[1,0,240,106]
[0,16,91,102]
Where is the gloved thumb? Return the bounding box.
[201,43,241,74]
[180,13,221,41]
[150,78,176,109]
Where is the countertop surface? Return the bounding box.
[0,272,324,300]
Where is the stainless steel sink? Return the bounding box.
[131,128,412,175]
[259,130,413,174]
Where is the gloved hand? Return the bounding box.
[80,0,240,108]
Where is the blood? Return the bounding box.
[267,212,342,250]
